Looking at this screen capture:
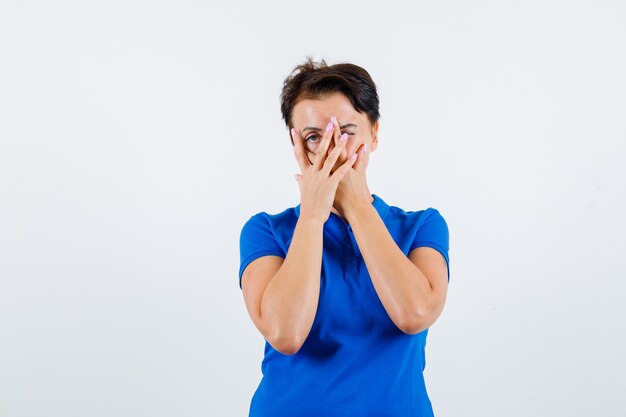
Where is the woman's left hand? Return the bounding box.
[333,140,371,219]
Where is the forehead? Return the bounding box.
[292,92,363,126]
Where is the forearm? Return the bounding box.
[347,203,434,330]
[261,215,324,348]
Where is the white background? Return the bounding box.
[1,1,625,416]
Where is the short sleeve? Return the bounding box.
[409,208,450,282]
[238,213,286,290]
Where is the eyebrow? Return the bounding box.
[302,123,357,133]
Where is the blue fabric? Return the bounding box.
[238,193,450,417]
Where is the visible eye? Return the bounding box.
[305,132,354,143]
[304,134,320,143]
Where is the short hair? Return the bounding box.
[280,56,380,136]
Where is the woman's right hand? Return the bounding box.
[291,119,358,225]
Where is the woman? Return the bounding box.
[238,57,450,417]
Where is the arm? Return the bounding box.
[346,204,449,334]
[260,215,324,354]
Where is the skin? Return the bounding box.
[290,92,379,224]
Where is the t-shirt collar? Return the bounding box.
[295,193,389,221]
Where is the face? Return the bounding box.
[291,92,378,175]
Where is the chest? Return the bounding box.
[311,229,400,338]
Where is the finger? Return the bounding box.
[330,116,348,162]
[353,142,369,173]
[330,116,340,148]
[305,150,315,165]
[313,120,335,169]
[291,127,309,173]
[321,132,349,177]
[330,151,358,184]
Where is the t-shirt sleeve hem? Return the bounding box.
[409,241,450,282]
[239,249,286,289]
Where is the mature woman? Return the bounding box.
[238,57,450,417]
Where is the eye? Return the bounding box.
[305,132,354,143]
[305,134,320,143]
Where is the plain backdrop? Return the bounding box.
[1,1,625,416]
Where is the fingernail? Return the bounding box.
[364,143,368,153]
[340,133,348,142]
[331,116,337,124]
[326,122,333,132]
[351,153,357,160]
[291,128,296,137]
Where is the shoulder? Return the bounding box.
[383,202,449,249]
[406,207,447,229]
[243,204,298,227]
[240,203,299,241]
[387,203,446,228]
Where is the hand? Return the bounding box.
[292,119,359,225]
[329,115,372,220]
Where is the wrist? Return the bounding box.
[344,201,376,224]
[297,213,326,229]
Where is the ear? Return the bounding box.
[371,121,379,152]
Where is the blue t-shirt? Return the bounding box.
[238,193,450,417]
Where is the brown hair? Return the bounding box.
[280,56,380,140]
